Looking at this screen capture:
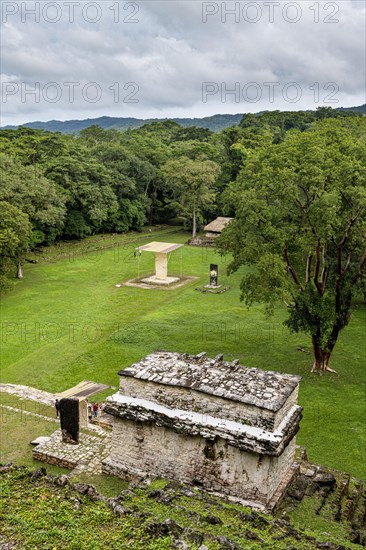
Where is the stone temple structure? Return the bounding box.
[103,352,302,510]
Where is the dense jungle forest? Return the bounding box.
[0,107,365,290]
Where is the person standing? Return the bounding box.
[55,399,60,418]
[87,400,92,423]
[93,402,99,418]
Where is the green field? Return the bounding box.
[1,228,365,479]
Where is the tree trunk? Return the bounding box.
[310,335,337,374]
[311,335,323,372]
[322,352,334,372]
[149,204,154,225]
[16,258,24,279]
[192,207,197,239]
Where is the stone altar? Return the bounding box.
[138,242,183,285]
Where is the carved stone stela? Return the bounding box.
[60,398,79,444]
[103,352,302,509]
[209,264,218,287]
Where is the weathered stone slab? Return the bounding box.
[141,275,180,286]
[118,351,300,413]
[57,380,109,399]
[31,436,50,446]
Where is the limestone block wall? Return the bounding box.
[266,439,296,499]
[79,400,88,428]
[102,418,295,506]
[120,378,298,431]
[32,448,77,469]
[274,387,299,429]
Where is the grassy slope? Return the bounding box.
[0,466,361,549]
[0,229,365,479]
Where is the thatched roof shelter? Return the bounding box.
[204,217,233,235]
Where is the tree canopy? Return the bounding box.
[162,156,221,238]
[0,201,32,289]
[0,108,364,293]
[218,118,366,373]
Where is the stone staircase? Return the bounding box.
[91,413,113,430]
[276,452,366,546]
[339,477,365,544]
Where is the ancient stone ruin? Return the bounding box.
[103,351,302,510]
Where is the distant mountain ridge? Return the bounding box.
[1,114,244,134]
[2,105,365,134]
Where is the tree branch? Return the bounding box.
[314,241,322,294]
[306,254,312,284]
[284,249,302,288]
[338,207,364,247]
[352,249,366,285]
[342,252,352,277]
[320,243,328,295]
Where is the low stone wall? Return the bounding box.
[32,449,77,470]
[32,429,111,474]
[0,384,56,406]
[188,237,215,247]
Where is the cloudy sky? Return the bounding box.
[1,0,365,125]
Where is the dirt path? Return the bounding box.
[0,384,56,406]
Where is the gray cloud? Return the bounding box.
[1,0,365,125]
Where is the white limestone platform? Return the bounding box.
[141,275,180,286]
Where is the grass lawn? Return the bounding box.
[0,394,67,475]
[1,228,365,479]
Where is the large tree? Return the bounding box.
[0,201,32,287]
[218,119,366,373]
[0,152,67,279]
[162,156,221,238]
[0,153,66,247]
